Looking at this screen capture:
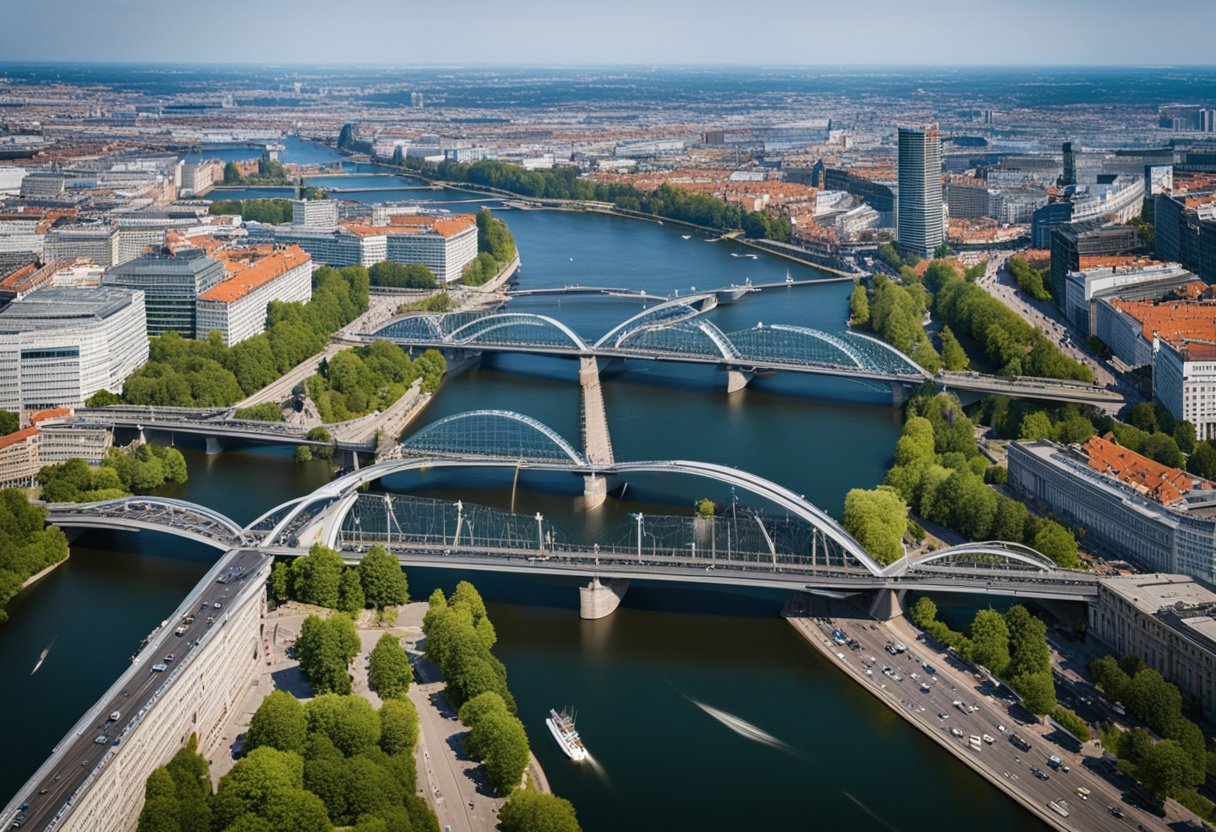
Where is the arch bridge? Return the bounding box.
[45,497,249,551]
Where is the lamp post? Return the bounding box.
[633,512,643,562]
[453,500,463,548]
[535,512,544,552]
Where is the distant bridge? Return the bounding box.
[371,304,1123,406]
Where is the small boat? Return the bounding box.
[546,707,588,762]
[681,234,692,240]
[31,642,53,676]
[745,253,759,259]
[731,253,741,258]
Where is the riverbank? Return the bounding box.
[18,553,69,592]
[785,602,1172,832]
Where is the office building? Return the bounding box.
[103,248,224,336]
[1062,260,1188,334]
[1154,340,1216,441]
[0,287,148,412]
[292,199,339,230]
[1050,220,1141,310]
[44,224,119,267]
[1156,191,1216,282]
[1033,176,1145,248]
[942,176,990,220]
[1089,574,1216,719]
[19,172,65,199]
[1062,141,1076,187]
[196,245,313,345]
[257,225,382,268]
[897,125,944,258]
[1009,436,1216,584]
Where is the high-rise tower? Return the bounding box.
[897,125,944,258]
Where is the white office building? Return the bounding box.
[1154,340,1216,441]
[196,245,313,345]
[44,224,119,267]
[0,287,149,412]
[897,125,944,258]
[292,199,339,230]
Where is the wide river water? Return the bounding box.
[0,146,1044,831]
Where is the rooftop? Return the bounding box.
[1083,433,1212,506]
[1101,573,1216,614]
[1110,291,1216,346]
[0,286,139,329]
[200,245,311,304]
[0,426,38,451]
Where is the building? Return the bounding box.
[0,427,40,487]
[19,172,65,199]
[824,168,896,227]
[196,245,313,345]
[1049,220,1141,310]
[1009,436,1216,583]
[257,225,382,268]
[0,287,148,413]
[942,176,990,220]
[1033,176,1146,248]
[44,224,119,267]
[179,160,221,196]
[103,248,224,336]
[33,407,113,466]
[1089,574,1216,718]
[116,228,167,265]
[1154,340,1216,441]
[1156,191,1216,282]
[1061,260,1189,334]
[292,199,339,230]
[897,125,944,258]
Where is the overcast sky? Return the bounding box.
[1,0,1213,65]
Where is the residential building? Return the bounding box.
[292,199,339,230]
[897,125,944,258]
[1089,574,1216,719]
[1156,191,1216,282]
[44,224,119,267]
[1154,340,1216,441]
[0,287,148,412]
[258,225,382,268]
[1050,220,1141,311]
[196,245,313,345]
[103,248,224,336]
[115,228,167,265]
[0,427,40,488]
[1009,436,1216,583]
[942,175,990,220]
[19,172,65,199]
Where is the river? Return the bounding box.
[0,142,1044,831]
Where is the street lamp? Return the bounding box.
[632,512,643,562]
[535,512,544,552]
[453,500,463,548]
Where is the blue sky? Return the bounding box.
[1,0,1213,65]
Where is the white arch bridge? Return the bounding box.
[46,411,1099,617]
[370,304,1123,406]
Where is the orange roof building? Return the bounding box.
[1083,434,1212,506]
[196,245,313,346]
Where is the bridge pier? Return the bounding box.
[583,473,608,508]
[726,368,752,394]
[868,588,907,621]
[205,435,224,455]
[890,382,905,409]
[579,577,629,619]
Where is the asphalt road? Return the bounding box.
[9,549,267,831]
[797,608,1173,832]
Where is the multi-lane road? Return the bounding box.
[791,606,1173,832]
[8,549,267,832]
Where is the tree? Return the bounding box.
[1127,401,1160,433]
[1173,420,1197,454]
[968,610,1011,676]
[0,411,17,436]
[1011,670,1057,715]
[379,697,420,756]
[296,614,360,695]
[468,710,530,795]
[1018,411,1054,441]
[939,326,969,371]
[1139,739,1194,797]
[271,561,291,602]
[458,691,510,727]
[497,790,582,832]
[849,283,869,326]
[1126,669,1183,738]
[292,544,346,609]
[358,546,408,609]
[934,243,955,259]
[1005,605,1050,678]
[1139,432,1183,468]
[306,693,382,757]
[368,633,413,699]
[1187,442,1216,479]
[909,596,938,630]
[842,487,907,566]
[245,690,308,756]
[1088,655,1132,703]
[211,747,305,830]
[1032,520,1080,569]
[339,568,366,615]
[224,161,242,185]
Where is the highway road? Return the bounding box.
[9,549,268,832]
[793,603,1174,832]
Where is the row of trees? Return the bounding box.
[0,490,69,623]
[101,266,370,408]
[304,342,446,423]
[233,403,283,422]
[37,444,188,503]
[209,199,294,224]
[422,582,511,710]
[1089,654,1211,801]
[462,208,520,287]
[402,157,792,243]
[369,262,436,289]
[138,691,436,832]
[865,275,942,374]
[850,393,1080,567]
[910,598,1059,715]
[1008,256,1051,301]
[273,544,410,617]
[396,294,452,314]
[458,691,530,795]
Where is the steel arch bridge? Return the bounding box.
[393,410,588,465]
[45,497,248,550]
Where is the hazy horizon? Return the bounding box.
[2,0,1214,66]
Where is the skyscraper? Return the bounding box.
[897,125,943,258]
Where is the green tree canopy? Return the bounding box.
[306,693,382,758]
[843,486,907,566]
[497,790,582,832]
[379,697,420,756]
[358,546,409,609]
[245,690,308,756]
[368,633,413,699]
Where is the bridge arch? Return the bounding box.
[613,318,741,362]
[446,312,590,351]
[843,330,933,379]
[47,496,246,551]
[397,410,587,466]
[908,541,1059,572]
[593,295,714,349]
[373,313,447,342]
[727,324,873,370]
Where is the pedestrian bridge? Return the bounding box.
[45,497,249,550]
[371,306,1121,405]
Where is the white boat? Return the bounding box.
[31,641,53,676]
[546,707,588,762]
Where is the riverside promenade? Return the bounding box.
[786,599,1179,832]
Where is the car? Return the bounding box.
[937,713,948,720]
[1107,806,1125,819]
[1031,768,1050,781]
[108,711,120,722]
[213,602,222,609]
[151,663,168,672]
[982,734,995,744]
[922,663,936,674]
[950,728,964,738]
[163,653,175,662]
[93,735,108,745]
[920,683,931,693]
[997,724,1007,732]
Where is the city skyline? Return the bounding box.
[2,0,1215,66]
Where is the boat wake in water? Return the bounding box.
[31,639,54,676]
[581,752,616,791]
[688,697,800,757]
[842,790,899,832]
